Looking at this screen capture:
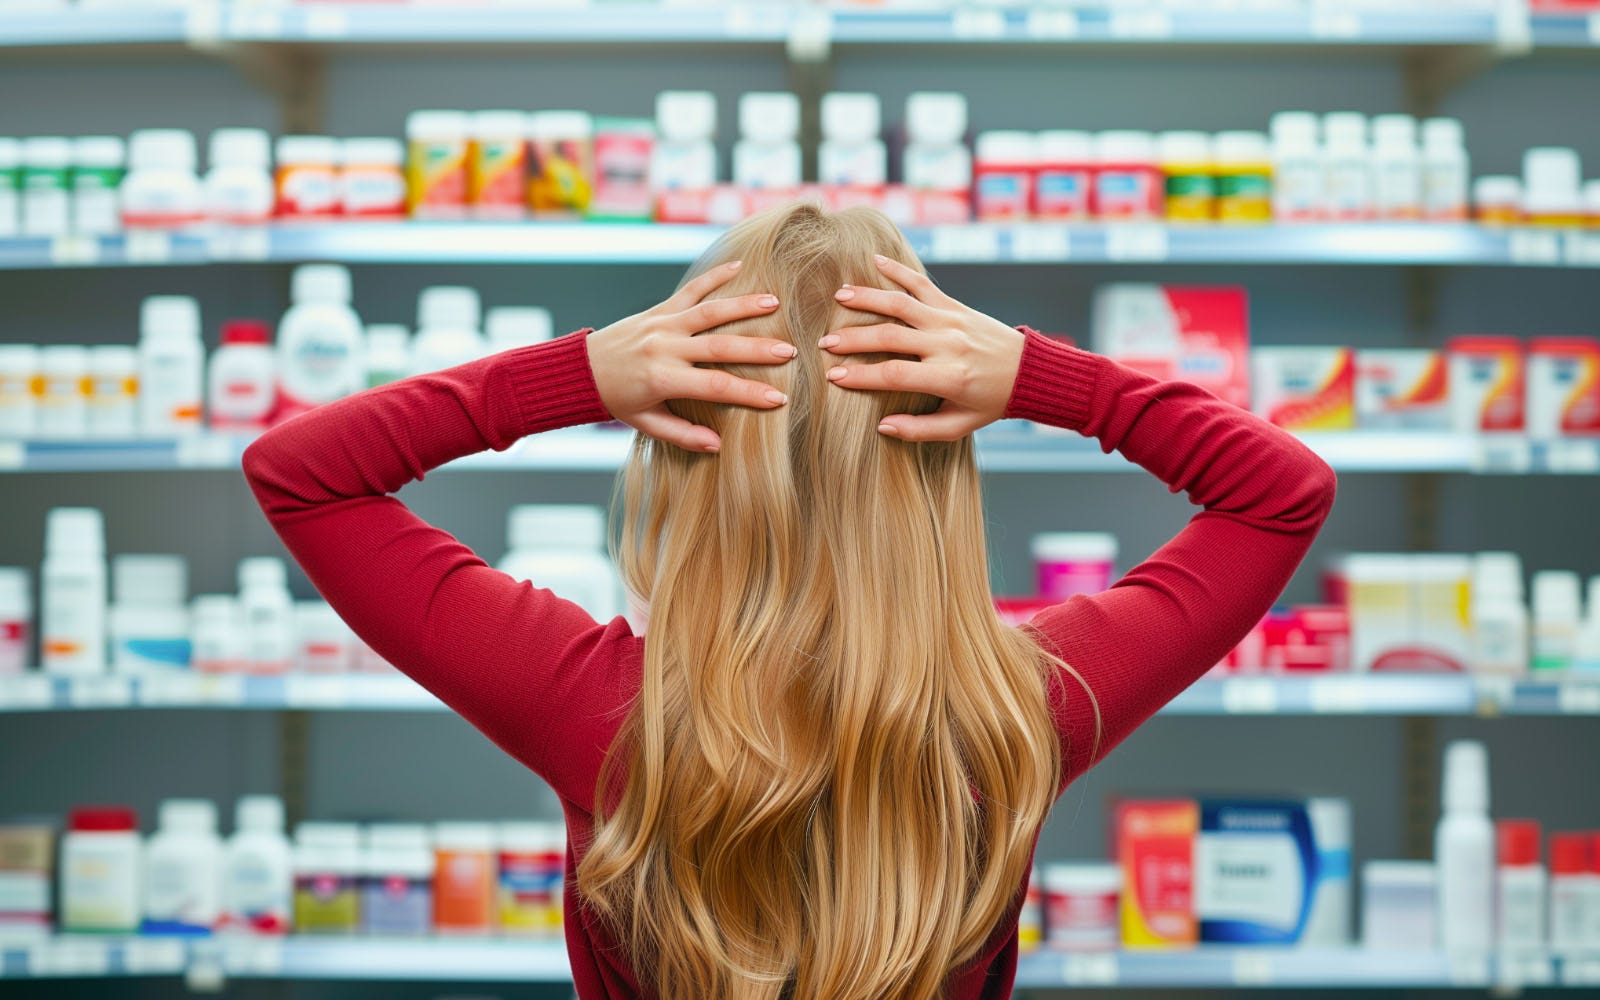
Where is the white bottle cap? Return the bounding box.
[1473,175,1521,208]
[1041,862,1121,895]
[508,504,606,553]
[1031,532,1117,564]
[291,264,352,305]
[1158,130,1212,165]
[90,344,137,377]
[1585,180,1600,216]
[238,556,288,593]
[1094,130,1156,164]
[40,345,88,377]
[1269,111,1320,143]
[1472,551,1524,600]
[433,821,496,852]
[1421,118,1464,152]
[406,110,470,141]
[1037,130,1093,163]
[236,795,285,834]
[1440,739,1489,814]
[1522,147,1582,215]
[468,110,526,141]
[275,135,336,166]
[739,92,800,143]
[159,798,218,834]
[22,136,71,167]
[72,136,125,169]
[113,554,187,607]
[1587,575,1600,619]
[418,286,482,331]
[975,130,1036,165]
[0,138,18,170]
[656,91,717,143]
[140,295,201,342]
[208,128,270,169]
[905,92,967,145]
[0,345,37,375]
[486,307,553,349]
[1533,570,1582,619]
[1363,859,1436,888]
[496,821,564,853]
[128,129,197,171]
[0,567,30,616]
[192,594,238,625]
[525,111,593,140]
[1214,131,1270,166]
[338,137,402,167]
[820,92,881,144]
[1371,114,1418,149]
[1322,112,1368,152]
[365,823,431,850]
[45,507,105,558]
[296,821,362,848]
[365,323,411,355]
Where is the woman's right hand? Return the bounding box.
[820,254,1025,442]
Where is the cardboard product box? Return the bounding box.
[1527,336,1600,438]
[1252,347,1356,431]
[1447,336,1525,433]
[1091,285,1250,409]
[1114,799,1198,949]
[1344,553,1472,672]
[0,825,53,938]
[1355,349,1451,430]
[1195,798,1351,946]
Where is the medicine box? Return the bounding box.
[1527,336,1600,438]
[0,825,53,938]
[1355,349,1451,430]
[1091,285,1250,409]
[1447,336,1525,433]
[1195,798,1351,946]
[1251,347,1355,431]
[1340,553,1472,672]
[1114,799,1198,949]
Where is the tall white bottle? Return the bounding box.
[1436,740,1494,953]
[138,295,205,437]
[498,505,621,622]
[411,287,487,374]
[276,265,364,421]
[222,795,292,934]
[143,798,223,934]
[238,557,294,675]
[41,507,107,674]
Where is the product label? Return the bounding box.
[293,873,359,933]
[1164,171,1214,222]
[591,126,654,220]
[1196,803,1311,943]
[1117,801,1198,947]
[244,606,293,674]
[434,850,494,930]
[62,850,139,931]
[73,167,123,192]
[1254,349,1356,431]
[114,636,192,671]
[1045,887,1119,951]
[1095,167,1163,220]
[528,137,594,215]
[361,875,431,935]
[1273,161,1323,222]
[1324,162,1372,220]
[225,856,290,934]
[1034,168,1092,219]
[469,139,528,215]
[73,172,123,235]
[1451,346,1526,433]
[1528,344,1600,437]
[279,326,359,411]
[275,165,338,218]
[142,354,203,431]
[1355,351,1451,430]
[23,165,68,192]
[1374,163,1421,220]
[339,167,406,218]
[143,855,217,934]
[407,139,469,216]
[497,850,564,934]
[0,619,27,674]
[1497,878,1546,950]
[42,573,103,671]
[1422,164,1468,221]
[1216,172,1272,223]
[974,169,1031,222]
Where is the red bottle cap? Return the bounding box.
[1550,833,1590,876]
[68,806,138,832]
[220,319,272,346]
[1590,833,1600,875]
[1497,820,1541,867]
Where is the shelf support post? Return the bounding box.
[188,41,327,135]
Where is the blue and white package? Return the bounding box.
[1195,797,1350,945]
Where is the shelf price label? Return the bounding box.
[1564,231,1600,266]
[301,7,348,39]
[29,938,110,977]
[206,227,270,262]
[140,672,245,707]
[49,235,100,266]
[1061,953,1118,985]
[221,936,283,974]
[1104,224,1168,261]
[1471,436,1532,474]
[1222,679,1279,714]
[1010,225,1071,262]
[0,676,53,710]
[1558,682,1600,715]
[125,938,187,974]
[1543,438,1600,474]
[286,675,352,708]
[123,229,173,264]
[1025,9,1079,40]
[951,8,1006,39]
[1508,229,1561,265]
[1310,11,1361,39]
[1309,678,1367,714]
[930,225,1000,262]
[1108,10,1172,38]
[0,441,21,470]
[1231,952,1274,986]
[68,676,133,709]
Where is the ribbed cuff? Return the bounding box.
[496,330,613,438]
[1002,327,1103,432]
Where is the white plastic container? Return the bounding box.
[60,806,142,933]
[650,91,718,216]
[1474,176,1522,223]
[274,135,339,219]
[1532,570,1581,672]
[338,137,407,219]
[1435,740,1494,954]
[903,92,972,225]
[362,824,434,936]
[41,507,107,675]
[1031,532,1117,601]
[1270,112,1323,222]
[21,136,71,237]
[36,345,89,439]
[0,344,38,437]
[1321,112,1372,221]
[485,307,553,354]
[1041,863,1120,952]
[1362,861,1436,951]
[0,567,29,675]
[208,319,276,431]
[974,131,1036,222]
[0,138,19,237]
[293,822,363,934]
[238,557,294,675]
[71,136,125,235]
[138,295,204,436]
[818,92,886,189]
[1548,833,1592,954]
[364,325,411,388]
[223,795,292,935]
[122,129,202,228]
[143,798,223,934]
[191,595,244,674]
[499,505,621,622]
[1371,114,1421,220]
[294,600,352,674]
[1522,147,1583,224]
[277,264,364,420]
[412,286,487,374]
[87,345,138,438]
[1420,118,1469,222]
[1470,552,1528,675]
[109,554,190,672]
[204,128,274,225]
[1496,820,1547,953]
[733,92,801,193]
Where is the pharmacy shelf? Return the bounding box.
[4,430,1598,475]
[4,223,1600,270]
[3,672,1598,717]
[1532,11,1600,47]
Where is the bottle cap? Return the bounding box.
[1473,176,1521,209]
[820,92,881,144]
[496,821,565,853]
[1322,112,1368,145]
[1550,833,1589,876]
[296,821,362,849]
[69,806,138,832]
[40,345,88,376]
[471,110,527,139]
[236,795,285,833]
[418,286,482,331]
[275,135,336,166]
[1472,551,1524,600]
[72,136,125,169]
[525,111,593,140]
[45,507,105,559]
[486,307,553,350]
[291,264,352,305]
[113,554,187,608]
[192,594,238,624]
[22,136,71,167]
[1158,131,1212,165]
[905,92,967,145]
[1214,131,1270,166]
[406,110,470,141]
[220,319,272,346]
[366,324,411,355]
[433,821,496,851]
[1440,739,1489,814]
[1421,117,1464,152]
[158,798,218,834]
[508,504,606,553]
[1497,820,1541,867]
[0,138,18,170]
[656,91,718,143]
[89,345,138,375]
[1041,862,1121,894]
[1532,570,1582,619]
[365,823,431,850]
[1094,130,1156,164]
[1031,532,1117,565]
[141,295,201,342]
[0,345,38,373]
[0,567,30,615]
[1036,130,1093,163]
[975,131,1036,165]
[739,92,800,143]
[1523,147,1582,214]
[338,137,402,167]
[128,129,197,171]
[238,556,288,593]
[1269,111,1319,143]
[1371,114,1418,148]
[208,128,270,169]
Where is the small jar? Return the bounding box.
[496,822,565,936]
[1092,131,1162,220]
[1473,176,1522,226]
[406,110,471,218]
[1032,532,1117,601]
[294,601,353,674]
[1214,131,1273,224]
[191,595,244,674]
[205,128,274,225]
[0,344,38,437]
[36,344,89,439]
[1033,131,1093,220]
[973,131,1035,222]
[1522,147,1583,227]
[275,135,339,219]
[1158,131,1214,223]
[469,111,529,219]
[362,824,434,936]
[122,129,202,229]
[338,138,406,219]
[294,823,363,934]
[1042,863,1121,952]
[60,807,142,933]
[86,345,138,438]
[71,136,125,235]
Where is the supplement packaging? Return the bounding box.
[0,825,53,937]
[1448,336,1526,433]
[527,111,594,216]
[1043,863,1121,952]
[590,118,655,221]
[1091,285,1250,410]
[1341,553,1472,673]
[1115,799,1198,948]
[1252,347,1356,431]
[1195,798,1351,945]
[1527,336,1600,438]
[1355,349,1451,430]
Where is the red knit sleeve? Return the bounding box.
[1004,329,1337,789]
[241,332,637,807]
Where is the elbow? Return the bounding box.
[1307,455,1338,528]
[240,426,298,508]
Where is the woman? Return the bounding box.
[244,203,1336,1000]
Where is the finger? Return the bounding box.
[877,409,979,443]
[873,253,947,304]
[662,258,744,312]
[825,359,965,398]
[833,284,933,326]
[677,293,780,333]
[660,367,788,409]
[818,323,930,357]
[633,406,721,453]
[682,333,797,365]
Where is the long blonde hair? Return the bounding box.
[577,203,1067,1000]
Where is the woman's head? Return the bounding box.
[577,203,1067,1000]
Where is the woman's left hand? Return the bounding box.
[587,259,797,453]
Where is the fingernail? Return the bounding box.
[818,334,839,349]
[765,389,788,405]
[758,294,779,308]
[835,286,855,301]
[874,254,889,266]
[772,343,798,358]
[704,442,720,453]
[728,260,742,270]
[877,422,898,436]
[827,366,847,381]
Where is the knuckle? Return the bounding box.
[705,370,732,395]
[884,360,913,387]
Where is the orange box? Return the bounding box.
[1115,799,1198,949]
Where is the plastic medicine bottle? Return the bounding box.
[36,345,89,439]
[362,824,434,936]
[902,92,972,225]
[238,557,294,675]
[208,319,277,431]
[41,506,107,675]
[1532,570,1581,672]
[406,110,471,218]
[497,822,565,936]
[412,286,487,374]
[60,806,142,933]
[21,136,71,238]
[1470,552,1528,675]
[138,295,204,436]
[223,796,292,935]
[469,111,530,219]
[205,128,274,226]
[1034,131,1093,221]
[274,135,339,220]
[293,822,362,934]
[121,129,202,229]
[433,822,495,934]
[650,91,719,224]
[973,131,1035,222]
[143,799,223,935]
[485,308,552,354]
[1435,740,1494,953]
[1371,115,1422,220]
[817,92,886,206]
[1092,130,1162,220]
[1321,113,1372,221]
[1421,118,1469,222]
[1548,834,1590,953]
[277,264,364,421]
[1213,131,1272,223]
[1270,111,1323,222]
[499,505,622,622]
[109,554,190,673]
[1158,131,1213,223]
[71,136,125,235]
[1496,820,1547,953]
[87,345,138,438]
[1523,148,1584,227]
[363,325,411,388]
[0,567,30,675]
[338,138,406,219]
[0,344,37,437]
[734,93,802,212]
[191,595,244,674]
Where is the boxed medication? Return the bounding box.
[1195,797,1351,945]
[1114,799,1198,948]
[1527,336,1600,438]
[1252,347,1355,431]
[1341,554,1472,672]
[1091,285,1250,409]
[0,825,53,937]
[1355,349,1451,430]
[1448,336,1525,433]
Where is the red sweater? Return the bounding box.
[243,327,1335,998]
